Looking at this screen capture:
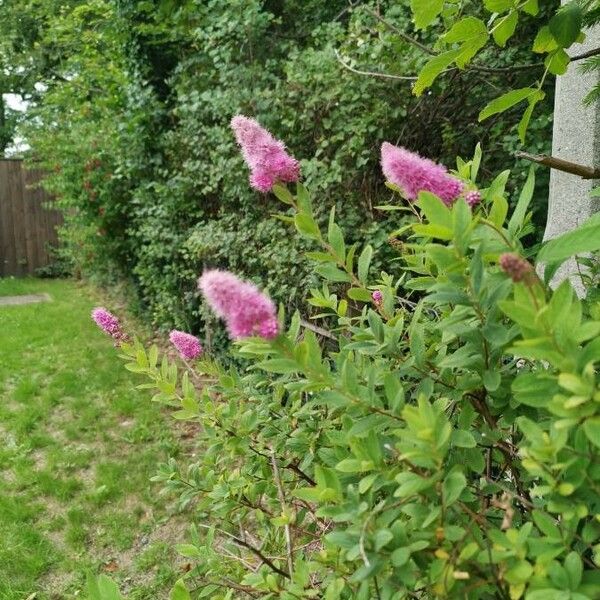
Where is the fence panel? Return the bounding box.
[0,160,62,277]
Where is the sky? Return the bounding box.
[3,92,29,155]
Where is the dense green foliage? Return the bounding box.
[117,148,600,599]
[3,0,557,346]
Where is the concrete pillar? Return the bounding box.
[543,11,600,295]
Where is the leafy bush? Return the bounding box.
[99,122,600,598]
[8,0,555,350]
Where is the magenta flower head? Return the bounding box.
[465,190,481,207]
[380,142,463,206]
[231,115,300,193]
[372,290,383,306]
[169,330,203,360]
[198,269,279,340]
[91,307,128,345]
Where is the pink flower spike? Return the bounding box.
[91,307,128,345]
[231,115,300,192]
[380,142,463,206]
[169,330,203,360]
[198,269,280,341]
[372,290,383,306]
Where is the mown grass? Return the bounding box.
[0,278,187,599]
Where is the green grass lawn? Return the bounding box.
[0,278,187,599]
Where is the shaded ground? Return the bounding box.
[0,278,190,599]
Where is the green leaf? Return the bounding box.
[87,575,125,600]
[505,560,533,585]
[442,468,466,505]
[492,11,518,47]
[508,165,535,234]
[484,0,513,12]
[315,263,352,283]
[483,370,501,392]
[328,207,346,260]
[390,547,410,566]
[564,552,582,590]
[549,1,583,48]
[533,26,558,53]
[537,213,600,263]
[522,0,538,15]
[513,372,559,408]
[583,418,600,450]
[545,48,570,75]
[295,212,321,239]
[442,17,489,68]
[479,87,537,121]
[488,194,509,228]
[272,183,294,205]
[347,287,372,302]
[517,91,545,143]
[170,580,192,600]
[357,245,373,285]
[258,359,299,373]
[411,0,443,29]
[417,191,453,228]
[414,49,460,96]
[176,544,202,558]
[451,429,476,448]
[471,142,482,182]
[532,510,562,539]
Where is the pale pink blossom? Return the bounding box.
[91,307,128,345]
[380,142,463,205]
[198,269,279,340]
[231,115,300,192]
[169,330,203,360]
[372,290,383,306]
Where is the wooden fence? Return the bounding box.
[0,159,62,277]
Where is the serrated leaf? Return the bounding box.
[411,0,443,29]
[492,11,518,47]
[549,1,583,48]
[442,17,489,68]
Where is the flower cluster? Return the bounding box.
[380,142,464,205]
[231,115,300,192]
[91,307,128,345]
[198,269,279,340]
[169,330,203,360]
[499,253,533,282]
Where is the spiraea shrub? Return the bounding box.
[93,117,600,600]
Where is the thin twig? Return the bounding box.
[571,47,600,61]
[334,49,418,81]
[362,5,543,74]
[195,523,290,579]
[271,449,294,577]
[516,151,600,179]
[300,318,337,340]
